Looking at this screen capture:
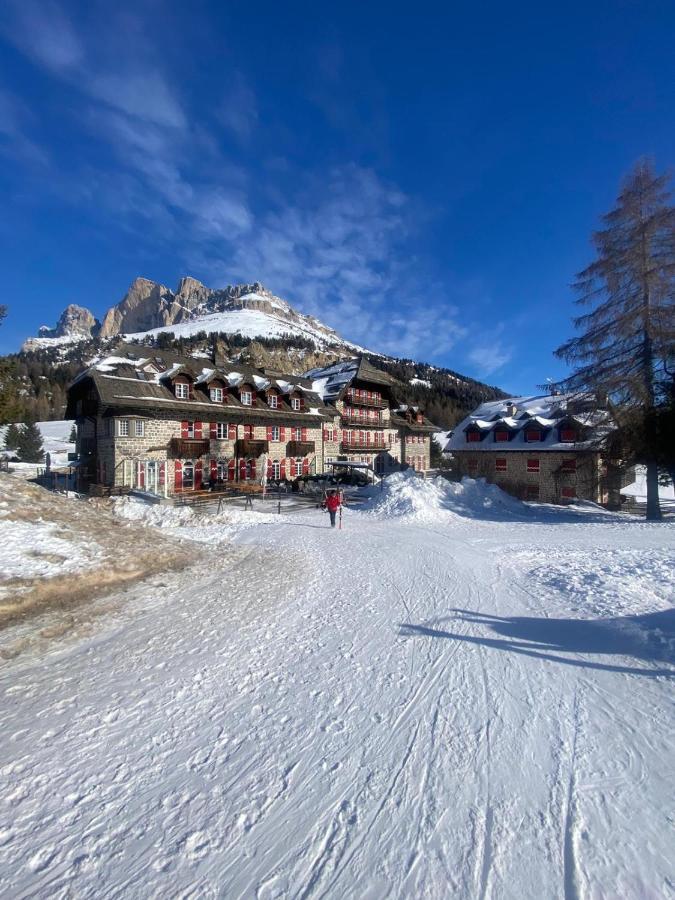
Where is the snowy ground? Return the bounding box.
[0,420,75,470]
[0,474,673,899]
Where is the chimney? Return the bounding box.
[505,402,517,417]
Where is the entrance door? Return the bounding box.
[146,461,159,494]
[182,461,195,490]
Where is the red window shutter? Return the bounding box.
[302,458,310,475]
[228,459,235,481]
[527,458,540,472]
[467,431,480,443]
[174,460,183,490]
[210,422,217,439]
[159,462,166,486]
[194,421,202,439]
[239,459,247,480]
[250,460,256,480]
[280,426,286,441]
[195,460,202,490]
[267,459,273,479]
[560,429,576,442]
[302,427,308,442]
[228,423,236,440]
[280,458,286,478]
[267,426,273,441]
[181,421,188,438]
[210,458,217,480]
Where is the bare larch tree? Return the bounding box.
[554,160,675,520]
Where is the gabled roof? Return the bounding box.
[447,393,612,452]
[305,356,399,402]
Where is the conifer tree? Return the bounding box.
[555,160,675,520]
[15,422,45,463]
[3,423,21,451]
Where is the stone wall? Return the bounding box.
[454,450,602,503]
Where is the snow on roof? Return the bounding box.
[194,368,216,385]
[449,393,611,453]
[252,374,271,390]
[94,356,142,373]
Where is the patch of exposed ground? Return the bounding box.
[0,475,194,640]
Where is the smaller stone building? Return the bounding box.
[448,394,627,506]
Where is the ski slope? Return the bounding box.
[0,476,673,898]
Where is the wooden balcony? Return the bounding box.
[340,410,385,426]
[169,438,210,458]
[235,439,269,456]
[341,440,386,452]
[345,393,387,409]
[286,440,315,456]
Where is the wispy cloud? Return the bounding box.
[0,88,49,166]
[0,0,83,72]
[467,337,513,377]
[219,73,258,143]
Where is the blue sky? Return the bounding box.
[1,1,674,393]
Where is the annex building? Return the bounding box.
[65,348,438,497]
[448,394,630,506]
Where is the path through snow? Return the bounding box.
[0,480,673,898]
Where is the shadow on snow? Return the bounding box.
[399,608,675,677]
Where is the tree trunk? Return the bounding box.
[645,460,662,521]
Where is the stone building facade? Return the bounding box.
[67,349,440,497]
[448,394,626,506]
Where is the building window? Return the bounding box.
[293,457,303,476]
[494,430,509,442]
[291,397,301,411]
[271,426,280,442]
[526,484,540,500]
[561,486,576,499]
[185,422,195,439]
[560,428,576,442]
[527,458,540,473]
[216,423,228,439]
[525,429,542,442]
[466,431,481,443]
[134,420,145,437]
[210,387,223,403]
[175,382,189,400]
[561,459,576,472]
[240,390,252,406]
[182,461,195,489]
[268,394,278,409]
[495,458,507,472]
[117,419,129,437]
[324,427,334,441]
[325,456,335,466]
[292,426,302,440]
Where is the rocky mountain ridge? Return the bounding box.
[23,276,352,352]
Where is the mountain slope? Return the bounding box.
[8,275,505,427]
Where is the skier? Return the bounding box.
[322,489,342,528]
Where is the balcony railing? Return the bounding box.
[341,440,387,452]
[340,410,385,426]
[235,439,269,456]
[169,438,210,458]
[286,440,315,456]
[345,392,387,409]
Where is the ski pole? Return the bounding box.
[339,504,343,530]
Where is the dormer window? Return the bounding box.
[268,393,278,409]
[416,413,424,424]
[210,387,223,403]
[494,429,509,442]
[291,397,301,411]
[559,428,576,442]
[241,390,252,406]
[466,431,481,443]
[525,429,542,442]
[175,382,190,400]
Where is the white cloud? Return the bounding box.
[467,341,513,377]
[219,74,258,142]
[1,0,83,72]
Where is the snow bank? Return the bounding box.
[360,470,526,522]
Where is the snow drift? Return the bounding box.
[361,470,526,522]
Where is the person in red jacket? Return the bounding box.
[322,489,342,528]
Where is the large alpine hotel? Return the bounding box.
[66,348,437,496]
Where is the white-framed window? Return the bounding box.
[134,420,145,437]
[325,456,335,466]
[294,457,303,476]
[186,422,195,439]
[292,426,302,440]
[268,394,278,409]
[325,427,334,441]
[117,419,129,437]
[216,422,228,439]
[241,391,252,406]
[272,460,280,479]
[271,426,280,441]
[175,382,190,400]
[291,397,301,410]
[182,460,195,489]
[210,387,223,402]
